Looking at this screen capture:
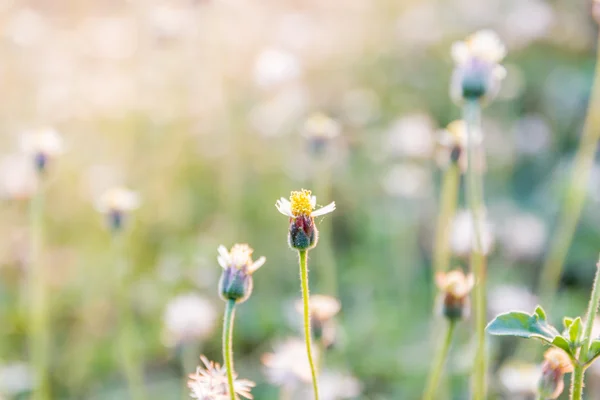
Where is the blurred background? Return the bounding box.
[0,0,599,399]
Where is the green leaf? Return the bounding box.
[564,317,574,330]
[486,307,561,344]
[552,336,574,356]
[587,340,600,363]
[568,317,583,344]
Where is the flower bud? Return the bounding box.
[537,348,572,399]
[302,113,341,156]
[95,187,140,233]
[450,30,506,105]
[289,214,318,251]
[217,244,266,304]
[19,128,64,174]
[435,269,475,321]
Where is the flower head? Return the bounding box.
[302,113,341,155]
[162,294,217,347]
[294,295,341,348]
[95,186,140,232]
[275,189,335,250]
[538,348,572,399]
[19,128,64,173]
[435,269,474,320]
[262,338,320,387]
[188,356,255,400]
[218,244,265,303]
[450,30,507,104]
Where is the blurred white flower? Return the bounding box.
[340,88,380,126]
[488,285,538,317]
[498,362,541,396]
[300,370,362,400]
[450,209,494,256]
[0,362,33,396]
[253,48,302,88]
[262,338,319,387]
[384,114,436,159]
[5,8,47,47]
[502,0,555,49]
[0,155,37,200]
[295,294,341,322]
[188,356,255,399]
[95,187,140,214]
[513,115,552,155]
[163,294,217,347]
[19,128,64,161]
[302,113,341,140]
[499,213,547,260]
[451,30,506,65]
[381,163,432,199]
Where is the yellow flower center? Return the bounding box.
[290,189,313,217]
[230,244,254,269]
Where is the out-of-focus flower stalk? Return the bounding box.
[433,164,460,274]
[299,250,320,400]
[464,100,488,400]
[422,320,456,400]
[538,34,600,304]
[570,259,600,398]
[113,233,145,400]
[29,181,49,400]
[222,299,237,400]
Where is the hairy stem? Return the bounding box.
[570,363,584,400]
[114,233,145,400]
[464,99,487,400]
[582,259,600,362]
[29,181,49,400]
[223,299,237,400]
[422,320,457,400]
[298,250,320,400]
[433,164,460,274]
[538,34,600,304]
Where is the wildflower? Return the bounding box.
[217,244,265,304]
[450,209,494,257]
[499,212,547,261]
[275,189,336,250]
[498,362,540,396]
[381,163,432,199]
[162,294,217,347]
[435,269,474,320]
[295,295,341,348]
[262,338,320,386]
[537,348,573,400]
[0,155,37,200]
[384,113,436,159]
[188,356,255,400]
[253,48,301,89]
[450,30,507,104]
[95,187,140,232]
[302,113,341,155]
[19,128,64,173]
[436,120,484,173]
[488,285,538,318]
[305,370,362,400]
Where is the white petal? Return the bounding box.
[451,41,469,65]
[217,245,230,268]
[310,195,317,208]
[312,201,336,217]
[249,256,266,273]
[275,198,293,217]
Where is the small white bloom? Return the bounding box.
[189,356,255,399]
[498,362,541,395]
[163,294,217,347]
[499,212,547,260]
[217,244,265,274]
[488,285,538,317]
[19,128,64,159]
[95,187,140,214]
[0,362,33,396]
[275,189,336,218]
[384,114,436,159]
[381,163,432,199]
[450,209,494,256]
[308,370,362,400]
[253,48,301,88]
[0,155,37,200]
[451,30,506,65]
[262,338,319,386]
[302,113,341,140]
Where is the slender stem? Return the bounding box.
[464,100,487,400]
[582,259,600,362]
[222,299,237,400]
[422,320,457,400]
[298,250,320,400]
[29,181,49,400]
[570,364,584,400]
[433,164,460,274]
[538,33,600,304]
[114,233,145,400]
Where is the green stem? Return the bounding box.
[464,99,487,400]
[114,233,144,400]
[298,250,320,400]
[570,364,584,400]
[29,181,49,400]
[433,164,460,274]
[581,258,600,362]
[538,33,600,304]
[422,320,457,400]
[222,299,237,400]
